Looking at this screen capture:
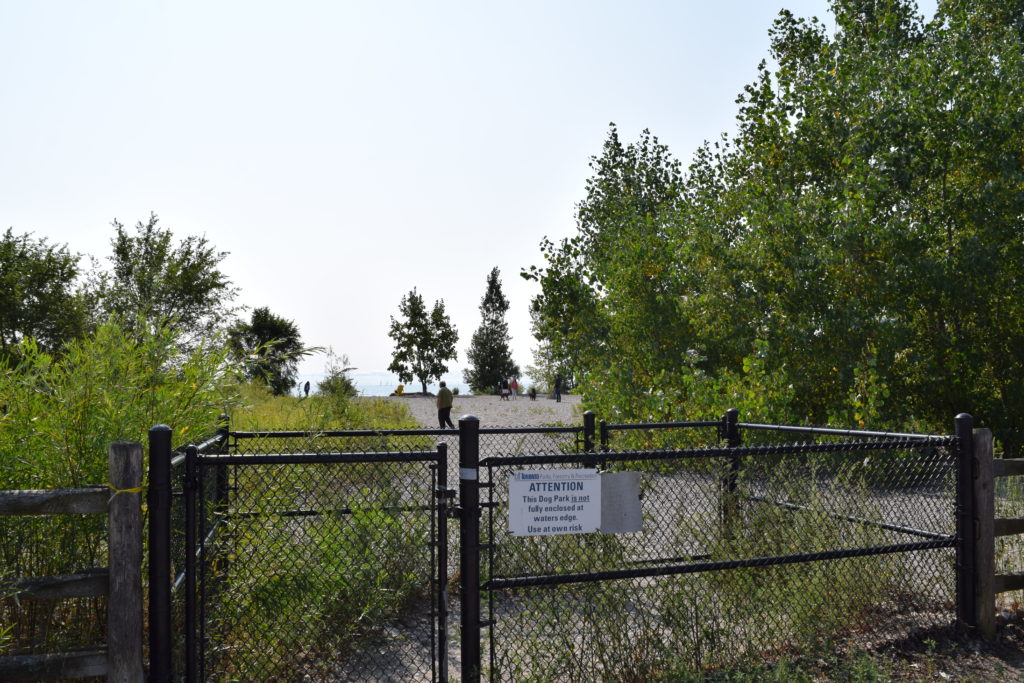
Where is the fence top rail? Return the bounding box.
[737,422,953,443]
[193,433,225,453]
[604,420,722,431]
[196,450,442,465]
[229,428,449,438]
[479,438,948,467]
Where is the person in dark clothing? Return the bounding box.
[437,381,455,429]
[554,375,562,403]
[500,378,510,400]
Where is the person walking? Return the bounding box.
[500,378,510,400]
[437,381,455,429]
[509,377,519,400]
[554,375,562,403]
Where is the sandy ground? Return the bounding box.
[381,393,584,429]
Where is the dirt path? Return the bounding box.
[380,393,584,429]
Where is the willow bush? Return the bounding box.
[0,318,238,655]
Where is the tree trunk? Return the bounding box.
[421,379,428,394]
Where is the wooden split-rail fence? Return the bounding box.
[971,427,1024,636]
[0,442,144,681]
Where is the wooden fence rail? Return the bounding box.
[0,442,144,681]
[972,428,1024,637]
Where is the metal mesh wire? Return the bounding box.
[164,419,962,681]
[162,428,448,682]
[479,436,957,680]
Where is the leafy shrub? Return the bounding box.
[0,318,239,655]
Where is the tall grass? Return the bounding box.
[0,319,239,656]
[228,381,419,432]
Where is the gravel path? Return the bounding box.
[380,393,584,429]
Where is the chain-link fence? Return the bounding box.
[475,422,958,680]
[151,414,969,681]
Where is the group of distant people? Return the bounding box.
[498,377,519,400]
[436,374,563,428]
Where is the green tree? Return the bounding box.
[0,229,89,361]
[526,0,1024,450]
[317,349,358,398]
[228,307,307,395]
[464,267,519,394]
[99,213,238,342]
[387,288,458,394]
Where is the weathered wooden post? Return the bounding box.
[973,427,995,637]
[108,441,144,681]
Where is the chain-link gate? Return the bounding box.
[153,428,452,681]
[148,411,975,681]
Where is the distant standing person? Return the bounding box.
[303,380,310,398]
[500,378,510,400]
[509,377,518,400]
[529,386,537,401]
[554,375,562,403]
[437,381,455,429]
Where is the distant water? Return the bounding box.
[295,371,472,397]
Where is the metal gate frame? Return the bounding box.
[149,411,979,682]
[149,429,450,682]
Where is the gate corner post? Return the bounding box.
[955,413,977,633]
[458,415,482,681]
[147,425,173,682]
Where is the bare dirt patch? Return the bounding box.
[380,393,584,429]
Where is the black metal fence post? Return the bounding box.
[459,415,482,682]
[599,419,609,470]
[956,412,977,631]
[583,411,595,456]
[215,413,230,512]
[720,409,741,539]
[184,444,199,682]
[147,425,172,683]
[435,442,450,683]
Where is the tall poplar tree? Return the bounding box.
[387,288,459,394]
[464,267,519,394]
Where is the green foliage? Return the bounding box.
[464,267,520,394]
[228,306,311,396]
[0,228,90,362]
[0,318,238,655]
[316,348,358,399]
[387,288,458,394]
[0,319,237,489]
[98,213,238,344]
[525,0,1024,449]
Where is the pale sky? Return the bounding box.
[1,0,936,380]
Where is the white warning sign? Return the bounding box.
[508,469,601,536]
